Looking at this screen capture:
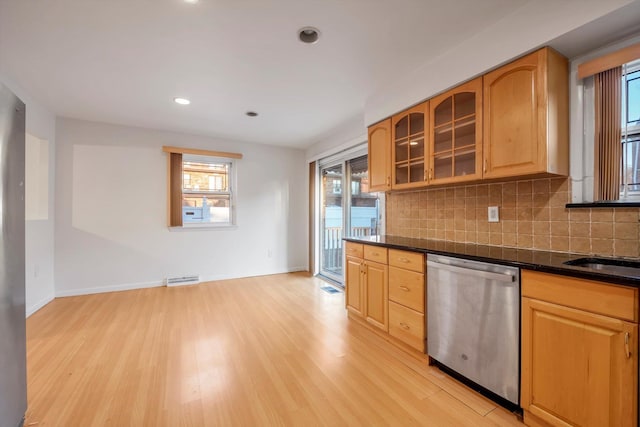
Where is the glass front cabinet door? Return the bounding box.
[391,102,429,189]
[428,77,483,185]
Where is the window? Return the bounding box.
[574,41,640,202]
[163,146,242,228]
[182,157,233,224]
[622,61,640,195]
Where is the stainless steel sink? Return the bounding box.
[564,257,640,277]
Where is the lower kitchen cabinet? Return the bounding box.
[345,255,365,317]
[344,241,426,351]
[363,260,388,330]
[344,242,389,332]
[521,270,638,427]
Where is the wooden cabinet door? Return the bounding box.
[364,260,388,331]
[483,49,545,178]
[345,256,364,317]
[368,119,391,192]
[391,102,429,190]
[429,77,483,184]
[522,297,638,427]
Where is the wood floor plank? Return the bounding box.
[25,272,523,426]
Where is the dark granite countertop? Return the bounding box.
[343,235,640,288]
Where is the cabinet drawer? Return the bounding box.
[389,249,424,273]
[389,267,424,313]
[389,301,425,351]
[364,245,388,263]
[345,242,364,259]
[522,270,638,322]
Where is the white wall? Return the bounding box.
[305,113,366,162]
[0,74,57,316]
[54,118,307,296]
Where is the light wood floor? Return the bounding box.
[25,273,524,426]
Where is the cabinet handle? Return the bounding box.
[399,322,410,330]
[386,176,390,186]
[483,158,487,174]
[399,286,410,292]
[398,257,410,263]
[625,332,631,359]
[429,168,433,180]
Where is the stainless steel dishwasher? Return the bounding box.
[427,254,520,405]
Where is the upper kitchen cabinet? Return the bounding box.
[429,77,483,185]
[392,102,429,189]
[368,119,392,192]
[483,47,569,179]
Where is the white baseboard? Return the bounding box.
[55,280,164,298]
[199,266,308,283]
[54,268,309,298]
[26,295,55,317]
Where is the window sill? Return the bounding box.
[566,201,640,208]
[169,224,237,231]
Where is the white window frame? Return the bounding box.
[163,146,241,230]
[569,33,640,203]
[621,60,640,198]
[180,154,236,229]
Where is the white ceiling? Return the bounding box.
[0,0,531,148]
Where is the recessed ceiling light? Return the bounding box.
[246,111,258,117]
[184,0,199,4]
[174,97,191,105]
[298,27,320,44]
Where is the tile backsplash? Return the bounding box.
[386,177,640,258]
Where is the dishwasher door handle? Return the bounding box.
[427,260,516,283]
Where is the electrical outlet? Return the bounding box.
[488,206,499,223]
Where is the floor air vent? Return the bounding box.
[166,275,200,287]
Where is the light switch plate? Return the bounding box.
[488,206,499,222]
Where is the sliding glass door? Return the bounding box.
[318,150,383,285]
[320,164,344,282]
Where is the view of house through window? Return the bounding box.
[319,152,383,284]
[622,59,640,196]
[182,155,233,224]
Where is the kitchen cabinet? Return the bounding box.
[429,77,483,185]
[483,47,568,179]
[387,249,425,351]
[363,258,388,330]
[345,242,425,349]
[345,255,365,317]
[368,119,392,192]
[521,270,638,427]
[391,102,429,190]
[344,242,389,331]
